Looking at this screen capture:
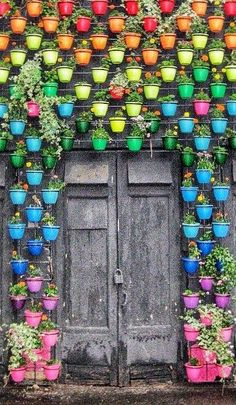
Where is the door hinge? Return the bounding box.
[114,269,123,284]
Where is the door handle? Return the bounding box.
[121,291,128,307]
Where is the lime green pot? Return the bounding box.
[0,67,10,84]
[10,154,26,169]
[146,118,161,133]
[60,137,74,151]
[76,119,90,133]
[210,83,227,98]
[162,136,177,150]
[42,155,57,169]
[92,68,108,83]
[57,66,73,83]
[0,138,7,151]
[225,65,236,82]
[92,138,107,151]
[182,152,195,167]
[109,117,126,133]
[193,67,209,82]
[160,66,177,82]
[208,49,225,65]
[26,34,42,50]
[92,102,109,117]
[125,66,143,81]
[126,137,143,152]
[108,47,125,64]
[42,49,59,66]
[177,49,194,66]
[74,84,91,100]
[213,151,228,165]
[143,84,160,100]
[43,82,58,97]
[229,136,236,149]
[178,83,194,99]
[125,102,142,117]
[192,34,208,50]
[10,50,27,66]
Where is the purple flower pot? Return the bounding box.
[26,277,43,293]
[215,293,230,308]
[10,296,27,310]
[199,277,214,292]
[42,296,59,311]
[182,294,200,309]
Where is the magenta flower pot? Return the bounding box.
[217,364,232,378]
[24,309,42,328]
[201,349,217,363]
[27,101,40,117]
[215,293,230,308]
[193,100,210,116]
[199,277,214,292]
[185,363,203,382]
[220,326,233,342]
[42,330,59,347]
[200,314,212,326]
[44,364,61,381]
[183,324,200,342]
[10,296,27,310]
[26,277,43,293]
[42,296,59,311]
[10,367,26,383]
[182,294,199,309]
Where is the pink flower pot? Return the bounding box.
[42,296,59,311]
[217,364,232,378]
[26,277,43,293]
[215,293,230,308]
[184,324,200,342]
[201,348,217,363]
[185,363,203,382]
[182,294,200,309]
[27,101,40,117]
[200,314,213,326]
[25,348,43,371]
[42,330,59,347]
[10,295,26,310]
[220,326,233,342]
[199,277,214,292]
[193,100,210,116]
[44,363,61,381]
[24,309,43,328]
[10,366,26,383]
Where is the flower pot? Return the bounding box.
[178,118,194,134]
[212,222,230,238]
[26,34,42,50]
[143,84,160,100]
[10,367,26,383]
[193,100,210,116]
[57,34,74,52]
[126,137,143,152]
[161,101,177,117]
[42,16,59,33]
[196,204,213,220]
[194,136,211,151]
[42,330,59,347]
[60,137,74,151]
[74,49,92,65]
[42,296,59,311]
[92,139,107,151]
[211,118,228,134]
[0,67,9,84]
[10,16,27,34]
[26,170,44,186]
[92,101,109,117]
[160,33,176,50]
[10,50,27,67]
[91,68,108,83]
[42,225,60,241]
[25,207,43,223]
[217,364,232,379]
[58,0,74,16]
[0,138,7,151]
[57,102,74,118]
[91,0,108,15]
[143,16,158,32]
[182,294,200,309]
[125,102,142,117]
[108,48,125,64]
[200,314,212,326]
[183,324,200,342]
[27,239,44,256]
[76,16,92,32]
[44,364,61,381]
[160,66,177,82]
[43,82,58,97]
[182,223,200,238]
[26,277,43,293]
[109,117,126,133]
[146,119,160,133]
[10,154,25,169]
[182,152,195,167]
[193,66,209,82]
[27,101,40,117]
[9,120,26,136]
[196,240,215,256]
[124,32,141,49]
[76,120,90,134]
[224,0,236,16]
[208,49,225,65]
[41,189,59,205]
[8,223,26,240]
[74,84,91,100]
[108,16,125,33]
[220,326,233,343]
[0,1,10,16]
[196,169,212,184]
[224,33,236,49]
[90,34,108,50]
[199,277,214,291]
[178,84,194,100]
[0,103,8,119]
[10,295,27,311]
[0,34,10,51]
[226,100,236,115]
[208,16,224,32]
[177,49,194,66]
[10,260,28,276]
[159,0,175,13]
[185,363,203,383]
[42,49,59,66]
[27,0,42,17]
[26,135,42,152]
[125,0,139,15]
[210,83,227,99]
[192,34,208,50]
[9,189,27,205]
[215,293,230,308]
[125,66,142,82]
[42,156,57,169]
[162,136,178,150]
[192,0,207,15]
[212,186,230,202]
[142,48,159,65]
[229,136,236,149]
[109,87,126,99]
[213,151,228,165]
[57,66,73,83]
[176,16,192,32]
[180,186,198,202]
[25,309,42,328]
[182,257,199,275]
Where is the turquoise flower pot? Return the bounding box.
[8,223,26,240]
[9,189,27,205]
[41,189,59,205]
[26,170,44,186]
[57,102,74,118]
[25,137,42,152]
[194,137,211,151]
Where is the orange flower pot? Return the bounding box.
[90,34,108,50]
[57,34,74,50]
[224,33,236,49]
[0,34,10,51]
[176,16,192,32]
[142,48,159,65]
[160,33,176,50]
[10,16,27,34]
[192,0,207,16]
[208,16,224,32]
[42,16,59,33]
[26,0,42,17]
[108,16,125,33]
[74,49,92,65]
[124,32,141,49]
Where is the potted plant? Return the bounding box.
[75,111,93,134]
[181,172,198,202]
[60,126,74,151]
[162,126,179,150]
[225,51,236,81]
[9,181,28,205]
[91,0,108,16]
[124,16,142,49]
[158,94,177,117]
[74,81,91,101]
[10,140,27,169]
[185,357,203,383]
[108,38,126,65]
[210,69,227,99]
[226,93,236,116]
[74,39,92,66]
[191,16,209,50]
[42,0,59,33]
[216,310,234,342]
[194,124,211,151]
[55,18,74,49]
[224,21,236,49]
[56,57,75,83]
[197,230,215,256]
[125,90,143,117]
[109,70,128,100]
[141,37,159,66]
[10,250,28,276]
[192,55,210,82]
[41,146,59,169]
[10,45,27,67]
[182,241,201,275]
[177,40,194,65]
[41,39,59,66]
[196,192,213,221]
[9,281,27,311]
[181,146,195,167]
[212,212,230,238]
[143,109,161,133]
[25,161,44,186]
[25,302,43,328]
[159,0,175,13]
[175,1,195,32]
[73,7,93,32]
[126,117,147,152]
[8,212,26,240]
[109,109,127,133]
[213,178,230,202]
[143,72,161,100]
[199,261,215,292]
[208,38,226,65]
[25,24,43,51]
[7,102,27,136]
[91,125,110,151]
[44,359,61,381]
[0,0,11,16]
[226,127,236,149]
[57,0,74,16]
[182,212,200,238]
[215,343,235,378]
[214,279,231,308]
[193,90,211,116]
[56,94,75,117]
[182,289,200,309]
[25,195,43,223]
[123,0,139,15]
[108,10,126,33]
[192,0,207,16]
[125,57,143,82]
[42,69,58,97]
[39,317,59,347]
[159,59,177,82]
[178,112,195,134]
[9,10,27,34]
[90,24,108,50]
[0,60,11,84]
[27,237,44,256]
[91,57,110,83]
[92,89,109,117]
[41,175,65,205]
[180,311,201,342]
[0,129,11,152]
[25,127,42,152]
[140,0,160,32]
[213,145,228,165]
[224,0,236,16]
[176,71,194,100]
[41,212,60,241]
[208,5,224,32]
[0,96,8,118]
[158,16,176,50]
[25,264,43,294]
[196,153,214,184]
[27,0,43,17]
[42,283,59,310]
[210,105,228,134]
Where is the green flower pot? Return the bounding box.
[208,49,225,65]
[42,155,57,169]
[162,136,177,150]
[182,152,195,167]
[109,117,126,133]
[0,67,10,84]
[43,82,58,97]
[192,34,208,50]
[92,138,107,151]
[229,136,236,149]
[225,65,236,82]
[160,66,177,82]
[108,47,125,64]
[143,84,160,100]
[178,84,194,100]
[125,66,143,82]
[74,84,91,100]
[92,68,108,83]
[210,83,227,98]
[177,49,194,66]
[60,137,74,151]
[57,66,73,83]
[213,151,228,165]
[146,119,161,133]
[76,120,90,133]
[10,50,27,67]
[126,137,143,152]
[0,138,7,151]
[92,102,109,117]
[42,49,59,66]
[10,154,26,169]
[125,102,142,117]
[26,34,42,50]
[193,67,209,82]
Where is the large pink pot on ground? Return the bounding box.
[185,363,203,382]
[10,366,26,383]
[183,324,200,342]
[42,296,59,311]
[199,277,214,292]
[217,364,233,378]
[27,101,40,117]
[24,309,43,328]
[193,100,210,116]
[26,277,43,293]
[44,363,61,381]
[220,326,233,342]
[42,330,59,347]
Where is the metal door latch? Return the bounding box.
[114,269,123,284]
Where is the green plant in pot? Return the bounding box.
[91,123,110,151]
[56,56,75,83]
[210,69,227,98]
[10,45,27,67]
[226,127,236,149]
[60,125,74,151]
[0,58,11,85]
[176,71,194,100]
[75,111,93,134]
[41,39,59,66]
[190,16,209,49]
[91,56,111,84]
[225,51,236,82]
[92,89,110,117]
[42,69,58,97]
[192,55,210,82]
[108,36,126,64]
[41,146,60,169]
[162,126,179,150]
[109,109,126,133]
[74,80,91,100]
[143,71,161,100]
[180,146,196,167]
[126,116,148,152]
[125,56,143,82]
[213,145,228,165]
[125,90,143,117]
[176,40,194,66]
[25,23,43,50]
[142,109,161,133]
[10,140,27,168]
[208,38,226,65]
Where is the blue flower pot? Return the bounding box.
[212,222,230,238]
[8,223,26,240]
[57,102,74,118]
[10,260,28,275]
[194,136,211,151]
[178,118,194,134]
[42,225,60,241]
[182,223,200,238]
[196,169,212,184]
[182,257,199,274]
[211,118,228,134]
[26,170,44,186]
[196,204,213,220]
[161,102,177,117]
[9,189,27,205]
[41,189,59,205]
[213,186,230,202]
[26,137,42,152]
[25,207,43,222]
[197,240,215,256]
[0,103,8,118]
[9,120,26,136]
[226,100,236,116]
[180,186,198,202]
[27,239,44,256]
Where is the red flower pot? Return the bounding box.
[109,87,125,100]
[57,0,74,16]
[224,0,236,16]
[125,0,139,15]
[91,0,108,15]
[42,330,59,347]
[0,1,10,16]
[24,309,43,328]
[143,16,158,32]
[159,0,175,13]
[27,101,40,117]
[44,363,61,381]
[10,366,26,383]
[76,16,91,32]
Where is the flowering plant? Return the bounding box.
[199,230,214,241]
[213,177,230,186]
[196,153,215,172]
[142,109,161,120]
[11,250,24,261]
[182,172,194,187]
[190,16,208,34]
[75,39,91,49]
[41,212,56,226]
[142,37,159,49]
[27,264,42,278]
[180,310,201,330]
[38,317,58,332]
[10,182,28,191]
[197,192,210,205]
[213,212,229,222]
[164,126,178,137]
[13,140,27,156]
[46,176,65,191]
[183,288,199,296]
[208,38,226,50]
[143,71,161,85]
[29,301,43,313]
[176,71,194,85]
[192,55,210,68]
[211,68,225,83]
[188,241,201,259]
[210,105,225,118]
[225,21,236,33]
[183,212,198,224]
[44,283,58,297]
[194,90,210,101]
[194,124,211,137]
[109,70,129,90]
[25,161,42,171]
[9,281,27,297]
[9,212,23,224]
[177,40,193,50]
